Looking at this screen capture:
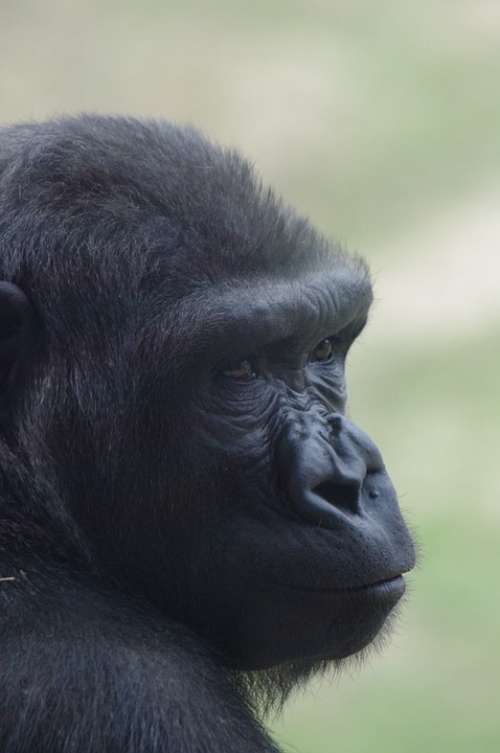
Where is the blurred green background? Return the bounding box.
[2,1,499,751]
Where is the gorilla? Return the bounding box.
[0,116,415,752]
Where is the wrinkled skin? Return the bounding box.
[0,116,415,753]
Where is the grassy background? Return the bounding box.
[2,2,499,750]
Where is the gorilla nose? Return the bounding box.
[280,413,383,528]
[290,459,364,527]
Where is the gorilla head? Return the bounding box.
[0,116,415,746]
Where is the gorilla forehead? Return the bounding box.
[0,115,365,292]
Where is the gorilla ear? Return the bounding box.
[0,282,35,393]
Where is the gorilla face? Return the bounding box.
[163,274,415,670]
[89,261,415,672]
[0,116,415,677]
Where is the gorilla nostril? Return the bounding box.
[313,479,360,514]
[326,413,343,439]
[326,414,343,435]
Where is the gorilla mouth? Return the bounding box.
[279,574,405,599]
[338,574,405,594]
[342,574,406,607]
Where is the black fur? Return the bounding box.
[0,116,415,752]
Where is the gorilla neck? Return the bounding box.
[233,659,334,717]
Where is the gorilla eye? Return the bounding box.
[222,359,256,380]
[310,338,334,363]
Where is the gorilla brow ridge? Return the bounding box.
[148,269,373,370]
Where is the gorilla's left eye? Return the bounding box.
[309,338,334,363]
[222,359,256,380]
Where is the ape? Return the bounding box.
[0,116,415,753]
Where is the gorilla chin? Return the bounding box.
[228,576,407,671]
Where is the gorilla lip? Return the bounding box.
[278,574,406,597]
[340,574,405,595]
